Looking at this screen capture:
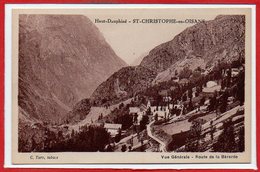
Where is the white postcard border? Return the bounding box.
[4,4,257,169]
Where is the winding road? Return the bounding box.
[147,120,167,152]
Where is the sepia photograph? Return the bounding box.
[9,6,254,164]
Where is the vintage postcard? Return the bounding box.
[9,5,255,166]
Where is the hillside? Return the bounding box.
[91,66,156,105]
[18,15,126,123]
[140,15,245,73]
[90,15,245,105]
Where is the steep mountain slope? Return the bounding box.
[91,15,245,104]
[18,15,126,123]
[91,66,156,105]
[140,15,245,73]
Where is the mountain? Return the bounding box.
[91,66,156,105]
[90,15,245,104]
[18,15,126,123]
[131,52,149,66]
[140,15,245,73]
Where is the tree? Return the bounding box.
[155,94,163,107]
[188,89,193,100]
[188,100,194,111]
[140,115,149,131]
[154,113,158,121]
[114,128,122,143]
[226,68,232,87]
[31,135,37,152]
[179,67,192,79]
[176,108,181,116]
[57,130,64,141]
[47,125,111,152]
[146,107,152,116]
[175,70,178,76]
[185,119,202,152]
[219,90,228,113]
[140,143,146,152]
[71,129,75,138]
[237,71,245,105]
[18,136,29,152]
[208,95,217,112]
[133,114,138,124]
[238,126,245,152]
[210,121,216,140]
[221,79,226,90]
[106,144,113,152]
[196,66,202,72]
[182,93,187,102]
[200,97,205,106]
[118,114,133,130]
[203,80,207,87]
[231,59,242,68]
[119,103,124,109]
[213,119,236,152]
[121,144,127,152]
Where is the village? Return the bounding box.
[20,59,245,153]
[65,60,245,152]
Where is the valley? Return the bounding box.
[18,15,246,153]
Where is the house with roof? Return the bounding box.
[129,107,140,114]
[159,90,168,97]
[129,106,145,125]
[202,81,221,96]
[163,96,172,102]
[140,104,147,112]
[201,70,209,76]
[191,87,197,98]
[179,78,189,86]
[104,123,122,137]
[231,68,239,77]
[147,100,151,108]
[170,86,177,91]
[171,76,179,82]
[150,104,173,120]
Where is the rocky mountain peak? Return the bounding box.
[18,14,126,122]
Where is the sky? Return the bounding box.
[85,8,250,65]
[93,18,195,65]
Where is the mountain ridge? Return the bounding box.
[90,15,245,105]
[18,14,126,123]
